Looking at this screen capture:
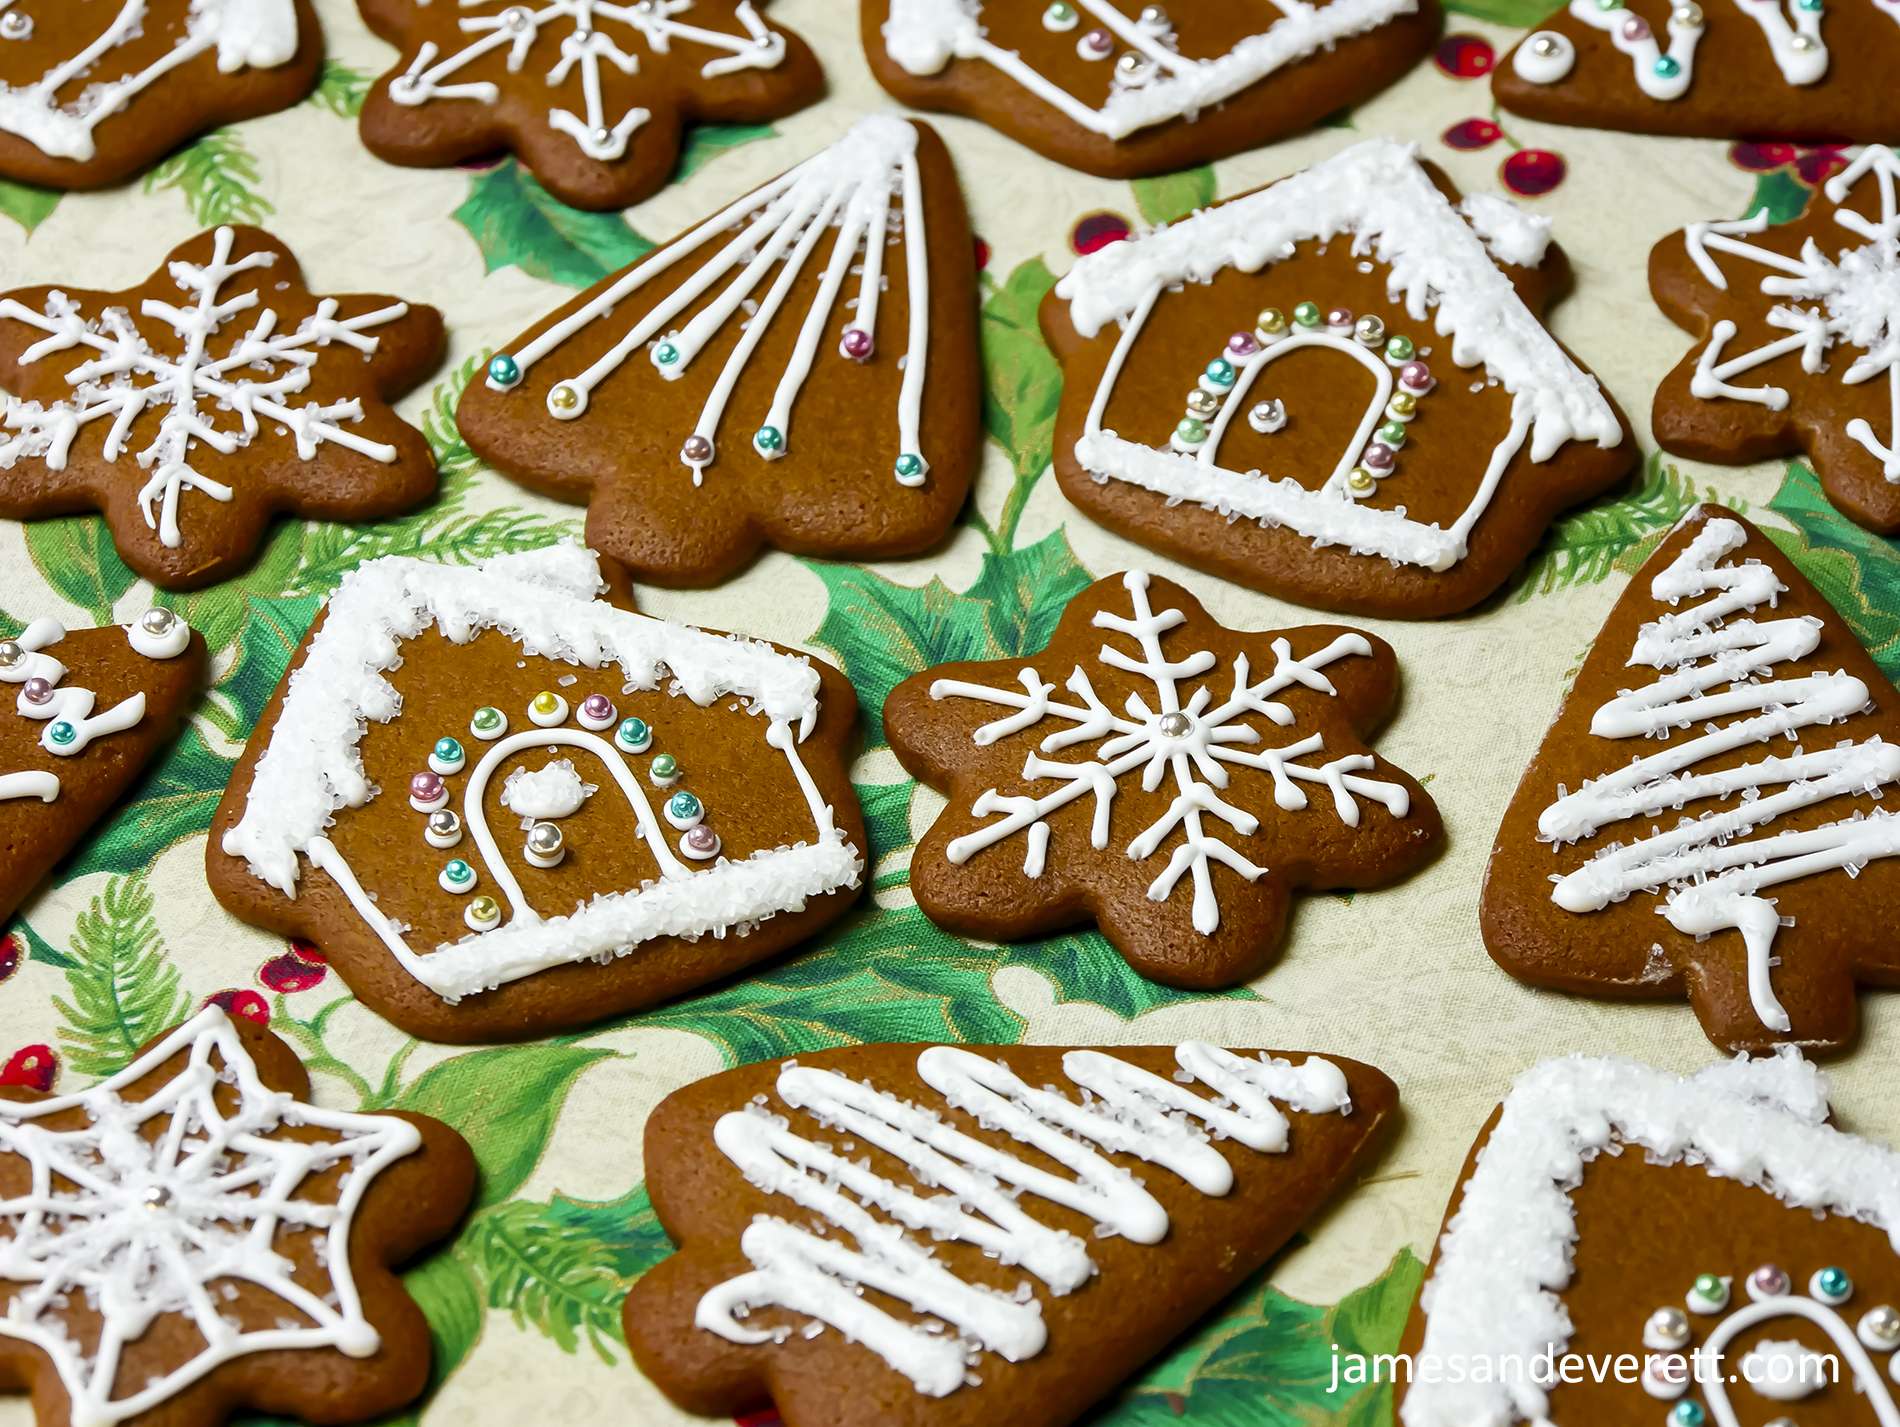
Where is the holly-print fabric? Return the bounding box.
[4,4,1900,1426]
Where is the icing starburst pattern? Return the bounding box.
[1685,145,1900,480]
[0,226,409,548]
[0,1007,422,1427]
[929,572,1411,934]
[387,0,786,162]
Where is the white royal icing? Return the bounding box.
[1055,138,1621,573]
[1538,514,1900,1034]
[1403,1049,1900,1427]
[881,0,1418,141]
[1682,146,1900,482]
[0,1006,422,1427]
[0,0,298,162]
[388,0,787,164]
[0,226,409,549]
[488,113,932,487]
[1557,0,1845,104]
[499,757,595,826]
[124,611,193,660]
[220,543,862,1003]
[0,613,171,803]
[928,571,1411,935]
[696,1042,1354,1397]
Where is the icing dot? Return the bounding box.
[1377,421,1408,448]
[1812,1266,1852,1305]
[1354,314,1385,347]
[683,823,720,858]
[471,706,508,740]
[465,895,501,931]
[615,717,653,753]
[1293,302,1322,328]
[1255,307,1287,336]
[1176,416,1208,445]
[894,452,927,484]
[488,354,520,388]
[47,721,75,747]
[1186,388,1220,418]
[22,677,52,705]
[840,326,874,360]
[1362,443,1396,471]
[754,425,785,454]
[682,433,714,465]
[1226,331,1259,357]
[439,859,476,893]
[1385,335,1416,363]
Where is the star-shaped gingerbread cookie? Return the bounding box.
[0,225,444,591]
[0,1005,475,1427]
[356,0,824,212]
[885,570,1442,990]
[0,0,324,190]
[1651,145,1900,533]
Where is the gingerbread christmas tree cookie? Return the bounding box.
[208,542,866,1043]
[0,1005,475,1427]
[1038,138,1634,619]
[0,0,323,190]
[2,607,205,926]
[625,1039,1398,1425]
[356,0,823,212]
[1400,1050,1900,1427]
[884,570,1442,991]
[1651,145,1900,533]
[457,115,980,587]
[1484,505,1900,1054]
[0,226,444,592]
[863,0,1440,179]
[1494,0,1900,143]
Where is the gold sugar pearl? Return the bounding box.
[550,384,580,411]
[467,895,500,925]
[1256,308,1287,335]
[1347,467,1376,494]
[531,691,561,716]
[1390,391,1418,416]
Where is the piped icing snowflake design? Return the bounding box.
[889,572,1437,982]
[1054,138,1623,574]
[386,0,785,163]
[881,0,1420,143]
[1403,1050,1900,1427]
[0,1007,424,1427]
[482,113,932,487]
[1674,145,1900,485]
[0,226,409,550]
[0,0,301,163]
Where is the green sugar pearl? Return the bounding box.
[1692,1273,1724,1301]
[651,754,679,780]
[1384,334,1415,362]
[1292,301,1322,328]
[1377,421,1408,448]
[471,706,505,732]
[1176,416,1208,444]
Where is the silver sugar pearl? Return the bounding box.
[1139,4,1168,24]
[1185,388,1220,417]
[1789,31,1818,50]
[1116,51,1149,77]
[1672,2,1704,24]
[143,1185,172,1211]
[526,822,564,857]
[504,5,531,27]
[1354,314,1386,347]
[1532,33,1563,55]
[140,606,177,636]
[1159,711,1192,738]
[0,11,31,39]
[593,127,613,144]
[1861,1304,1900,1349]
[1764,1419,1797,1427]
[428,810,461,837]
[0,640,22,670]
[1646,1306,1689,1346]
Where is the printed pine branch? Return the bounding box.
[464,1200,633,1364]
[1518,456,1740,602]
[51,873,194,1079]
[306,61,373,119]
[143,130,272,228]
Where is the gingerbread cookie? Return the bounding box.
[884,570,1442,990]
[2,608,205,926]
[208,542,866,1043]
[457,115,979,587]
[0,1004,475,1427]
[1483,505,1900,1054]
[1399,1049,1900,1427]
[624,1039,1398,1424]
[1651,145,1900,534]
[863,0,1440,179]
[356,0,824,213]
[1495,0,1900,143]
[1038,139,1634,619]
[0,1,323,190]
[0,226,443,592]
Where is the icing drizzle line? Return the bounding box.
[488,113,931,487]
[1539,516,1900,1032]
[696,1042,1353,1397]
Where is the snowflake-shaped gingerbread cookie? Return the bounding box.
[1651,145,1900,533]
[357,0,824,212]
[885,571,1442,989]
[0,225,444,590]
[0,1006,474,1427]
[0,1,323,189]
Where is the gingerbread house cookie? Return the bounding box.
[625,1039,1398,1425]
[208,542,866,1043]
[1038,138,1634,619]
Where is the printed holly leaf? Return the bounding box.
[394,1044,616,1209]
[21,514,138,626]
[981,257,1063,482]
[1131,166,1216,227]
[1765,460,1900,679]
[1745,169,1813,226]
[143,129,271,227]
[452,160,657,288]
[856,780,917,868]
[1442,0,1563,24]
[1022,928,1256,1020]
[305,60,373,119]
[546,1183,674,1282]
[674,123,776,180]
[1104,1247,1424,1425]
[0,177,59,237]
[965,528,1095,668]
[1516,452,1740,602]
[49,873,195,1080]
[402,1250,485,1409]
[61,727,229,886]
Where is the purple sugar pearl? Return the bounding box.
[685,825,719,854]
[21,676,52,705]
[1400,360,1432,391]
[1750,1263,1789,1297]
[1326,306,1354,329]
[1226,331,1259,358]
[1362,443,1396,471]
[581,694,614,722]
[839,327,874,361]
[1620,13,1650,38]
[411,771,445,804]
